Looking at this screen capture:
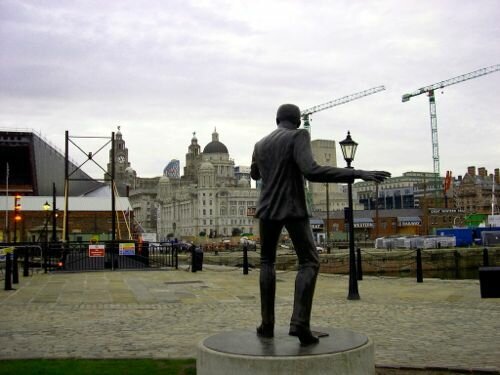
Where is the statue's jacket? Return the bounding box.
[251,122,356,221]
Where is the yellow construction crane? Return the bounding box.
[301,86,386,134]
[402,64,500,190]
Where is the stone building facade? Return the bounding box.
[156,130,258,241]
[455,166,500,214]
[110,129,258,241]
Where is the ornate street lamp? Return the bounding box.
[339,131,360,300]
[43,201,51,243]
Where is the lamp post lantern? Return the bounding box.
[339,131,360,300]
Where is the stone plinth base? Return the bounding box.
[197,327,374,375]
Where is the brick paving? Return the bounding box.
[0,267,499,372]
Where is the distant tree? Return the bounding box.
[199,231,206,237]
[232,227,242,237]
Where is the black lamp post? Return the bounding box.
[339,131,360,300]
[43,201,51,243]
[51,182,57,242]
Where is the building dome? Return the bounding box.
[203,141,228,154]
[203,128,228,154]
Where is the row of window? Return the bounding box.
[202,218,253,225]
[202,206,249,216]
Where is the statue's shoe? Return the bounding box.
[256,323,274,338]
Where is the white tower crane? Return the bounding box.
[402,64,500,188]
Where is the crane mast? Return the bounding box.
[301,85,386,134]
[402,64,500,196]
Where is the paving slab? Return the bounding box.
[0,267,498,372]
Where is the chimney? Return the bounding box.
[467,166,476,176]
[478,167,487,177]
[495,168,499,184]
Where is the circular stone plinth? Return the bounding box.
[197,327,374,375]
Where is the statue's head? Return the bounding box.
[276,104,301,127]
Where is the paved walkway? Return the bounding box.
[0,267,499,372]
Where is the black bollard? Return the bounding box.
[416,248,423,283]
[191,246,196,273]
[356,247,363,281]
[43,250,48,274]
[483,248,489,267]
[4,253,13,290]
[23,248,30,277]
[12,251,19,284]
[243,243,249,275]
[454,250,460,279]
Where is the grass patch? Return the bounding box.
[0,358,196,375]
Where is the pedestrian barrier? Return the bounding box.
[0,241,178,275]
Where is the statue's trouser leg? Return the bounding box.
[286,218,320,331]
[259,220,283,327]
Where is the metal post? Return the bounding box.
[52,182,57,242]
[454,250,460,279]
[4,253,13,290]
[326,183,330,253]
[12,250,19,284]
[416,248,423,283]
[483,248,489,267]
[347,174,360,300]
[13,215,17,243]
[191,245,196,273]
[356,247,363,281]
[375,183,379,239]
[243,242,249,275]
[111,132,116,242]
[23,248,29,277]
[64,131,69,242]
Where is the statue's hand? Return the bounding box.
[359,170,391,183]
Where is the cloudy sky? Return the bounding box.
[1,0,499,180]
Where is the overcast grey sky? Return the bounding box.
[1,0,499,180]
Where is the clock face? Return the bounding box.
[117,155,126,163]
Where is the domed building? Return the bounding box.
[153,128,258,240]
[105,128,257,240]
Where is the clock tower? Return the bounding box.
[105,126,131,185]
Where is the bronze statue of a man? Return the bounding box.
[250,103,390,346]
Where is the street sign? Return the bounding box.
[88,244,105,257]
[119,243,135,256]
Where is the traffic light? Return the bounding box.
[14,194,22,221]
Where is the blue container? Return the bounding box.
[436,228,473,247]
